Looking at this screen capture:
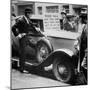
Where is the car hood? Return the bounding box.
[43,30,80,40]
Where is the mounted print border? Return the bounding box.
[11,0,88,89]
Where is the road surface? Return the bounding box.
[11,68,69,89]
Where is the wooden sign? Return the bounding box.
[43,13,60,32]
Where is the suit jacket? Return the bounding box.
[12,16,37,36]
[80,24,87,50]
[63,22,76,32]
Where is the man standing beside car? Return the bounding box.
[77,9,88,84]
[61,10,67,30]
[12,8,38,73]
[63,13,77,32]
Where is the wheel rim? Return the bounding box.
[57,63,71,81]
[37,44,49,63]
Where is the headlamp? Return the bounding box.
[74,40,79,51]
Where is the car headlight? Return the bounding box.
[74,40,79,51]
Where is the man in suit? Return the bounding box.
[63,14,76,32]
[12,8,38,73]
[61,10,67,30]
[80,9,87,69]
[78,10,88,84]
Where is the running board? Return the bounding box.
[11,57,39,67]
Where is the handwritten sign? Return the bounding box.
[43,14,60,32]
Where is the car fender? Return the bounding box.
[39,48,74,67]
[37,37,53,52]
[54,48,74,57]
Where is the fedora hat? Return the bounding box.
[80,8,87,17]
[61,10,66,15]
[24,8,32,13]
[66,13,75,18]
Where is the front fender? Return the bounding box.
[40,48,74,67]
[54,48,74,57]
[37,37,53,52]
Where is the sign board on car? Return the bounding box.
[43,13,60,32]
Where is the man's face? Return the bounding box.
[70,17,73,22]
[26,12,32,18]
[61,13,66,19]
[84,18,87,24]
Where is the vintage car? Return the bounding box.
[11,15,81,83]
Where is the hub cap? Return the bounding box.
[57,64,70,81]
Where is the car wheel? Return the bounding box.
[53,57,74,83]
[36,42,51,64]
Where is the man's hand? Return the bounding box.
[17,34,22,39]
[35,27,40,32]
[17,33,26,39]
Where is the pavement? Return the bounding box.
[11,69,69,89]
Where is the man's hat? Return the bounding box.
[61,10,66,15]
[66,13,75,18]
[24,8,32,13]
[80,8,87,17]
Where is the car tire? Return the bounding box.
[53,57,74,83]
[36,42,51,65]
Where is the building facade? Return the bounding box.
[12,0,87,17]
[11,0,87,32]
